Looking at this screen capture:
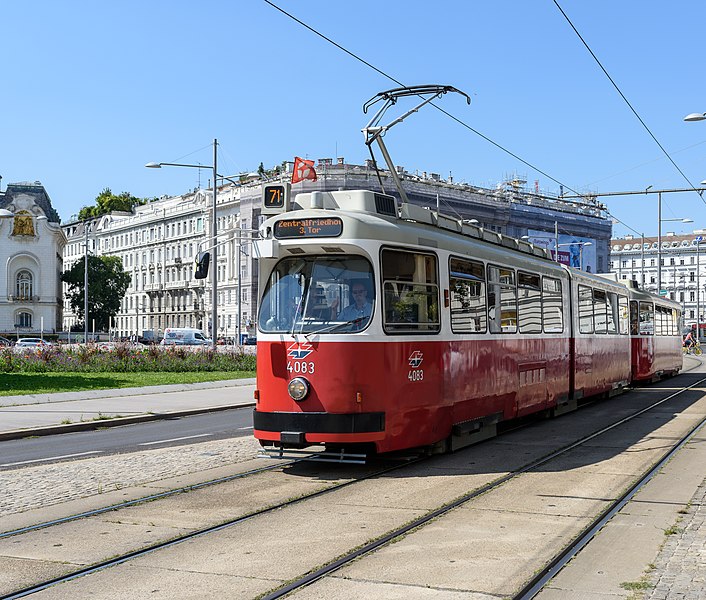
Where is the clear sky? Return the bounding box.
[3,1,706,238]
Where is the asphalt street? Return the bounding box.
[0,406,255,470]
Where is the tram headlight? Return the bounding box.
[287,377,310,402]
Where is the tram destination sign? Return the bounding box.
[274,217,343,239]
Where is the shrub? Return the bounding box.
[0,344,256,374]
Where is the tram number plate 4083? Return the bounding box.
[408,369,424,382]
[287,361,315,374]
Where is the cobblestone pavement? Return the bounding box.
[647,476,706,599]
[0,436,262,516]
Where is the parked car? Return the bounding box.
[14,338,51,352]
[0,336,13,347]
[160,328,210,346]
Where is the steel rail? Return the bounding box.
[0,457,425,600]
[514,376,706,599]
[0,461,290,540]
[5,373,704,599]
[258,374,706,599]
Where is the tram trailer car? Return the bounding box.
[627,282,682,382]
[252,190,682,458]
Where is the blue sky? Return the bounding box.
[3,1,706,237]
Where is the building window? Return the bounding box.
[690,272,695,282]
[16,311,32,328]
[16,270,33,300]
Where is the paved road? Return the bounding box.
[0,378,256,439]
[0,407,255,470]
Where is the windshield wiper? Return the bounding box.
[303,317,368,339]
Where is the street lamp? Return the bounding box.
[146,139,219,348]
[696,236,703,341]
[657,189,693,295]
[684,113,706,122]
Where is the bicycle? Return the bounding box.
[683,340,702,356]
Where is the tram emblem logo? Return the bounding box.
[287,341,314,359]
[408,351,424,368]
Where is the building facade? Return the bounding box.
[0,182,66,338]
[59,159,613,341]
[610,231,706,326]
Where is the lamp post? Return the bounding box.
[697,236,703,341]
[684,112,706,336]
[657,190,693,296]
[146,139,218,348]
[84,220,90,343]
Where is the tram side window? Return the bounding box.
[449,257,486,333]
[672,309,680,335]
[518,272,541,333]
[639,301,654,335]
[382,249,440,333]
[655,307,664,336]
[578,285,593,334]
[542,276,564,333]
[593,289,608,334]
[618,295,629,335]
[487,265,517,333]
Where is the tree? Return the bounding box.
[77,188,148,221]
[62,255,131,331]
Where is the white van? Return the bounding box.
[160,328,210,346]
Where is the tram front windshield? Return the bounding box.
[258,256,375,334]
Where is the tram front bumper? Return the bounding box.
[253,410,386,444]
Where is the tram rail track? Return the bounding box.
[2,373,704,599]
[0,456,424,600]
[257,373,706,599]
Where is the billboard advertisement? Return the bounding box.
[527,231,596,273]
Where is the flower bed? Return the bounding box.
[0,343,256,373]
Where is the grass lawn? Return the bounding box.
[0,371,255,396]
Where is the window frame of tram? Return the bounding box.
[448,257,566,336]
[578,285,627,336]
[629,300,675,336]
[257,255,376,334]
[381,248,440,334]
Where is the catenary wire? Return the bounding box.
[552,0,706,207]
[263,0,581,196]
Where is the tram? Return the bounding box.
[249,85,682,460]
[251,189,683,459]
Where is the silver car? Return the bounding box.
[14,338,50,352]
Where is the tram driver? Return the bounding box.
[335,281,373,328]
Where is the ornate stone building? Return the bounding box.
[0,182,66,338]
[60,160,612,342]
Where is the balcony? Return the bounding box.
[8,295,40,303]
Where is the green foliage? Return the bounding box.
[77,188,148,221]
[0,345,256,376]
[61,255,131,331]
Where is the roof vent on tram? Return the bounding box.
[296,190,399,217]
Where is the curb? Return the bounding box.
[0,403,255,442]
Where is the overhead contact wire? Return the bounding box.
[263,0,580,196]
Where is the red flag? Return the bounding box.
[292,157,317,183]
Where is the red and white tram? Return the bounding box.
[626,282,682,382]
[252,189,683,459]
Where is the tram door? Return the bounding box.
[515,271,549,415]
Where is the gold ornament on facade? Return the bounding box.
[11,211,35,237]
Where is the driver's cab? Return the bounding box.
[258,254,375,335]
